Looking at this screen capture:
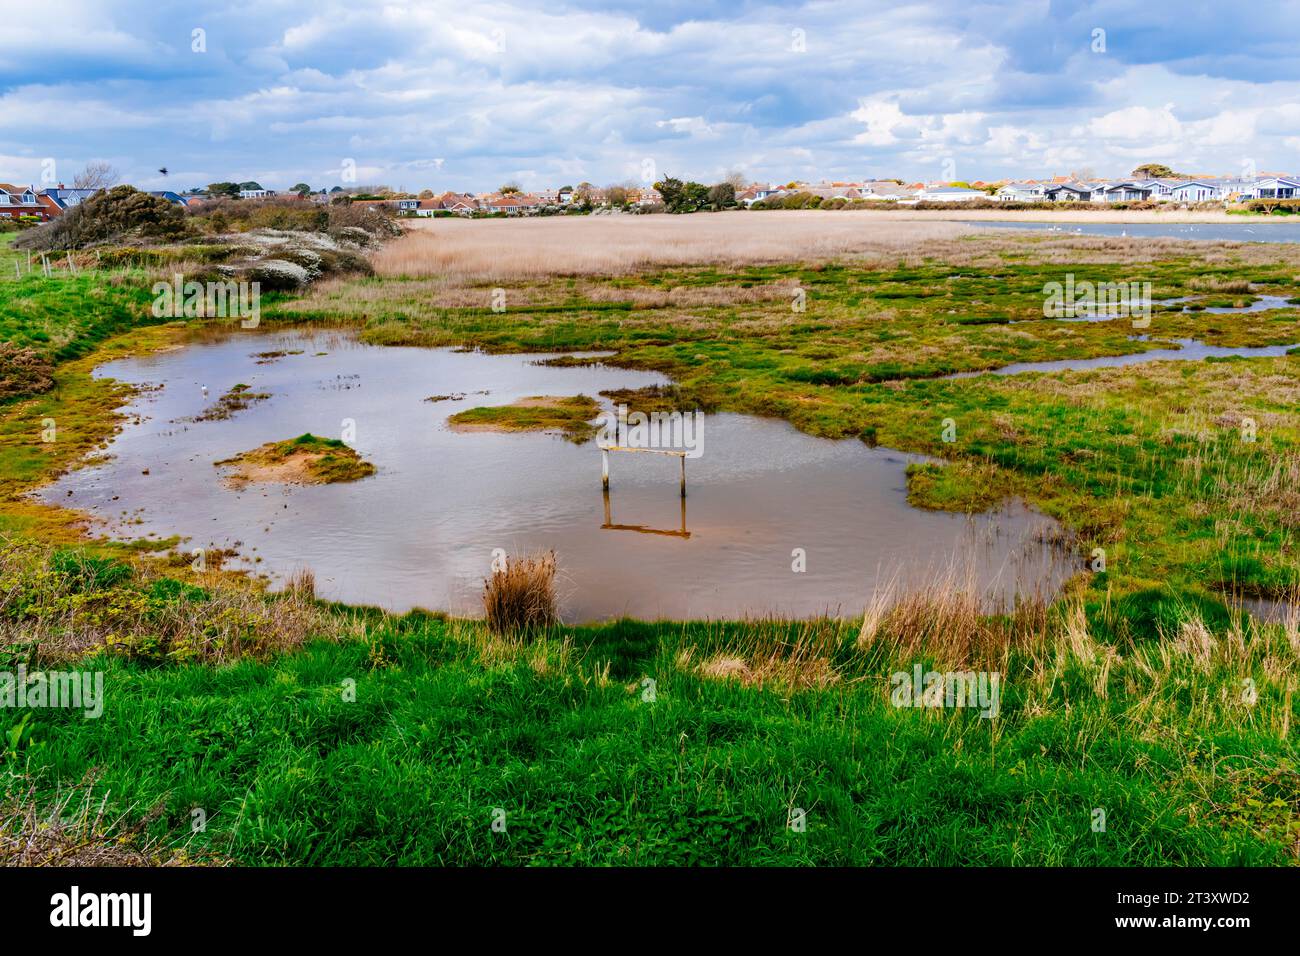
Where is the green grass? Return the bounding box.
[8,611,1297,866]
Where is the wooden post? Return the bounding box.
[680,454,686,497]
[13,262,19,280]
[601,448,609,490]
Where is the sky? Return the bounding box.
[2,0,1299,193]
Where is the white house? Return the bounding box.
[1043,182,1094,202]
[1166,181,1224,202]
[1099,182,1155,203]
[997,182,1047,202]
[915,186,986,202]
[239,188,271,199]
[1250,177,1300,200]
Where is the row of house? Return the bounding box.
[738,180,987,205]
[0,183,188,221]
[741,174,1300,206]
[995,175,1300,204]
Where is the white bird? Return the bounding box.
[201,385,208,397]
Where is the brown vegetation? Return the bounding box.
[483,551,559,633]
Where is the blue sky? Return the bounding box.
[2,0,1298,192]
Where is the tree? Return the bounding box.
[605,185,629,207]
[499,182,521,194]
[418,189,435,199]
[723,169,747,191]
[1132,163,1174,179]
[237,181,264,191]
[653,176,685,211]
[707,182,736,210]
[207,182,241,199]
[654,177,711,213]
[291,182,312,196]
[681,181,709,212]
[72,161,120,191]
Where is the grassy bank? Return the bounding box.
[6,554,1297,864]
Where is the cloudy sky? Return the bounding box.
[3,0,1298,192]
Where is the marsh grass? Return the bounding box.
[483,551,559,634]
[0,539,352,663]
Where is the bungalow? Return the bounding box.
[1043,182,1094,202]
[996,182,1047,202]
[481,194,530,214]
[861,181,917,201]
[914,186,986,202]
[1165,181,1224,202]
[238,188,271,199]
[0,183,50,220]
[431,192,478,214]
[1099,182,1155,203]
[1250,177,1300,200]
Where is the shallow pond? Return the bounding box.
[43,327,1073,621]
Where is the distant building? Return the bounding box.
[0,183,50,220]
[914,185,986,202]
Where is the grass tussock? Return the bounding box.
[483,551,559,634]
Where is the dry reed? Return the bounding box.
[483,551,559,634]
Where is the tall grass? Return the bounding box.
[483,551,559,633]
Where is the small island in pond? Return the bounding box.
[215,433,375,487]
[447,394,601,442]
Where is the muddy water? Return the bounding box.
[43,327,1073,621]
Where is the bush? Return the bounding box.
[0,343,55,402]
[1245,198,1300,215]
[189,197,329,233]
[16,186,188,251]
[327,202,402,240]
